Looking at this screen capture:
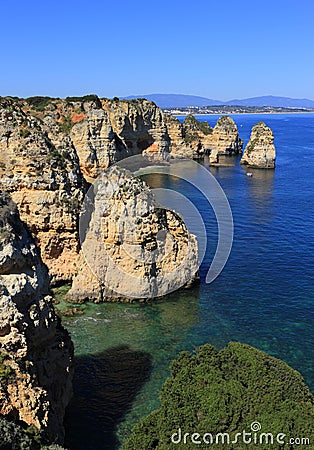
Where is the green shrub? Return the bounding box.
[0,352,13,382]
[0,417,39,449]
[19,128,31,138]
[26,96,56,111]
[123,342,314,449]
[65,94,99,103]
[59,115,73,134]
[183,115,212,135]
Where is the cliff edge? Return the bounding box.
[0,192,73,444]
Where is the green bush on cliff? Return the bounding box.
[122,342,314,449]
[0,417,38,449]
[59,115,74,134]
[0,352,13,382]
[0,417,65,449]
[183,115,213,135]
[26,96,57,111]
[65,94,99,103]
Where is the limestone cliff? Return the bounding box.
[164,114,190,157]
[0,97,173,283]
[0,97,86,283]
[0,96,244,287]
[67,166,199,303]
[0,192,73,443]
[71,98,170,179]
[240,121,276,168]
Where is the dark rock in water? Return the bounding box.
[61,307,85,317]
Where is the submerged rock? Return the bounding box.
[241,121,276,168]
[67,166,199,303]
[0,192,73,444]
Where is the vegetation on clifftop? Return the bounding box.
[26,96,58,111]
[183,115,213,135]
[123,342,314,449]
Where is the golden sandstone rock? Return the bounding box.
[0,193,73,443]
[0,96,246,286]
[240,121,276,168]
[67,166,199,303]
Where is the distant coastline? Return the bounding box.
[166,106,314,116]
[173,111,314,116]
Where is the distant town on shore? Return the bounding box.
[125,93,314,114]
[164,105,314,115]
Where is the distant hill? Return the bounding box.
[125,93,314,109]
[124,94,223,108]
[226,95,314,108]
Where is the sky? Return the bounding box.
[1,0,314,100]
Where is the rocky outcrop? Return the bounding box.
[0,97,173,283]
[71,98,170,179]
[207,116,243,164]
[164,114,191,157]
[0,98,86,283]
[166,114,243,162]
[0,192,73,443]
[240,121,276,168]
[166,115,213,159]
[0,96,244,287]
[67,166,199,303]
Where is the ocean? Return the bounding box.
[63,113,314,449]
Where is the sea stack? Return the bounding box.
[166,115,243,161]
[208,116,243,160]
[0,192,73,444]
[67,166,199,303]
[240,121,276,168]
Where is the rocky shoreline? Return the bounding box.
[0,95,276,288]
[0,95,278,447]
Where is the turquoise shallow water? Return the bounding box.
[63,114,314,450]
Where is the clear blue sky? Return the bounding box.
[1,0,314,100]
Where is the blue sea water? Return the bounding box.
[63,114,314,449]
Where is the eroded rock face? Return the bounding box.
[166,114,243,163]
[166,115,212,159]
[71,99,171,179]
[0,192,73,443]
[207,116,243,164]
[0,98,86,283]
[0,96,244,287]
[0,97,173,283]
[240,121,276,168]
[67,166,199,303]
